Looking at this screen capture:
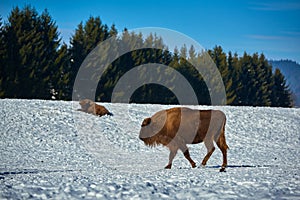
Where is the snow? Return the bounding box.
[0,99,299,199]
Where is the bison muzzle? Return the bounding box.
[139,107,228,172]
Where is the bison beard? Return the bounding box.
[78,99,113,117]
[139,107,228,172]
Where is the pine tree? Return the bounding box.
[2,7,24,98]
[250,53,266,106]
[238,52,256,105]
[169,47,180,69]
[254,53,273,106]
[209,46,236,104]
[38,9,62,99]
[69,16,111,99]
[96,29,141,102]
[53,44,71,100]
[109,24,118,36]
[195,52,211,105]
[2,6,61,99]
[0,16,6,97]
[227,52,241,105]
[271,68,292,107]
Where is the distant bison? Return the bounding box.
[139,107,228,172]
[78,99,113,117]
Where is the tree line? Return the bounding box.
[0,6,293,107]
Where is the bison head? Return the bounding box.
[79,99,94,111]
[139,110,168,147]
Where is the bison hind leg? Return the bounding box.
[165,140,197,169]
[178,140,196,168]
[215,130,228,170]
[182,149,196,168]
[216,139,228,170]
[219,167,226,172]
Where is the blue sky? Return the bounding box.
[1,0,300,63]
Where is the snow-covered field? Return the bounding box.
[0,99,299,199]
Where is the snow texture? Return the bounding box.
[0,99,299,199]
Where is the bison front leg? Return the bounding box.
[165,148,178,169]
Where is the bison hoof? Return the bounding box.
[192,163,197,168]
[219,167,226,172]
[165,164,172,169]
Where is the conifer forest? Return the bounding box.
[0,6,293,107]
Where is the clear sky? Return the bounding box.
[1,0,300,63]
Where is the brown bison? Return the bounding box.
[78,99,113,117]
[139,107,228,172]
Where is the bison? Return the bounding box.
[139,107,228,172]
[78,99,113,117]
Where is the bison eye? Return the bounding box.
[141,123,147,127]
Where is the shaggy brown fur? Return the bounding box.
[139,107,228,172]
[78,99,113,117]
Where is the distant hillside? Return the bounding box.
[269,60,300,107]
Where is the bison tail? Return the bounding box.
[221,119,229,150]
[215,118,229,150]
